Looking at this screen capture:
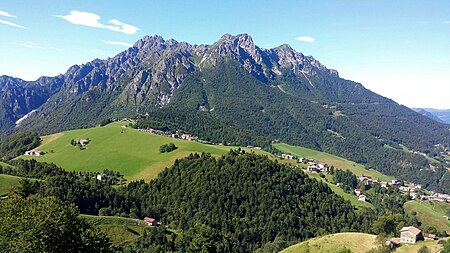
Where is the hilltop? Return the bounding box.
[280,232,446,253]
[19,121,269,181]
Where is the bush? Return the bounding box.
[99,118,112,127]
[159,143,177,153]
[418,245,430,253]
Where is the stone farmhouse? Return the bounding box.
[400,226,423,244]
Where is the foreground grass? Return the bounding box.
[81,214,149,245]
[279,233,378,253]
[274,143,394,181]
[394,239,445,253]
[20,122,270,181]
[404,200,450,232]
[0,174,22,195]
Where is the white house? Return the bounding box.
[354,189,363,196]
[24,150,45,156]
[96,173,107,181]
[281,154,294,160]
[400,226,423,244]
[358,194,367,202]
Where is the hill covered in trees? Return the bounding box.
[2,152,365,252]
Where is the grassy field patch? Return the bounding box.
[274,143,394,181]
[306,172,373,209]
[404,200,450,232]
[279,232,378,253]
[81,214,149,245]
[0,174,22,195]
[20,122,270,181]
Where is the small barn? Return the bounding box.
[24,150,45,156]
[144,217,157,226]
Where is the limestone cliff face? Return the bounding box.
[0,33,376,134]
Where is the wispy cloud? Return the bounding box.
[103,40,134,47]
[0,19,27,29]
[20,41,60,51]
[22,41,37,48]
[56,10,139,35]
[0,10,15,18]
[296,36,316,43]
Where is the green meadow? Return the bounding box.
[81,214,149,245]
[280,233,378,253]
[0,174,22,195]
[404,200,450,233]
[274,143,394,181]
[20,122,269,181]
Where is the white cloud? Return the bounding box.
[22,42,37,48]
[0,19,27,29]
[0,10,15,18]
[56,10,139,35]
[103,40,133,47]
[296,36,316,43]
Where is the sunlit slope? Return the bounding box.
[274,143,394,181]
[20,122,269,181]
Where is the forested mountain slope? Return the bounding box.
[1,33,450,191]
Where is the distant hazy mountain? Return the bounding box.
[412,108,447,124]
[1,33,450,192]
[421,108,450,124]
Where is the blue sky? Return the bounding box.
[1,0,449,108]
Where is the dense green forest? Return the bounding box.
[0,151,434,252]
[0,132,40,160]
[0,194,111,252]
[134,59,450,193]
[0,153,358,252]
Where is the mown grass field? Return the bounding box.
[81,214,149,245]
[274,143,394,181]
[279,233,378,253]
[20,122,270,181]
[404,200,450,232]
[0,174,22,195]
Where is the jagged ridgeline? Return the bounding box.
[121,152,359,252]
[1,33,450,191]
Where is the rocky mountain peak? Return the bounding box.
[215,33,258,56]
[133,35,166,50]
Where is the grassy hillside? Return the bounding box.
[394,239,446,253]
[280,232,446,253]
[81,214,149,245]
[279,233,378,253]
[0,174,22,195]
[307,172,373,209]
[404,200,450,232]
[19,122,270,181]
[274,143,394,181]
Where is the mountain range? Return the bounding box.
[413,108,450,124]
[1,33,450,192]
